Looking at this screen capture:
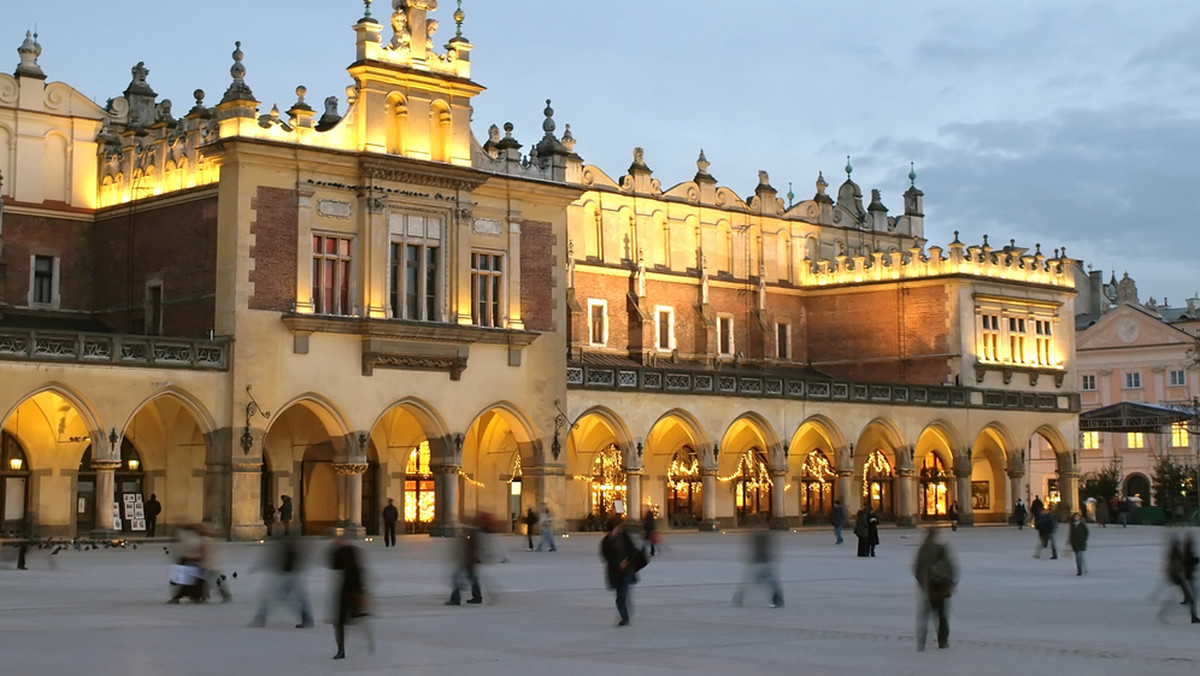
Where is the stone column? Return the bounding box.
[770,469,788,529]
[1007,470,1025,523]
[954,469,974,526]
[430,463,461,537]
[230,460,266,540]
[625,467,643,528]
[334,463,368,539]
[91,458,121,538]
[700,468,719,532]
[895,468,916,527]
[837,470,855,513]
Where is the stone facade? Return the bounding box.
[0,6,1081,540]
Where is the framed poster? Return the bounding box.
[133,505,145,519]
[131,519,146,532]
[971,481,990,510]
[613,499,625,515]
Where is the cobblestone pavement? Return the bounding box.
[0,524,1196,675]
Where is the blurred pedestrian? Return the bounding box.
[1157,532,1199,624]
[948,501,960,532]
[1034,510,1057,559]
[913,527,956,651]
[279,496,293,535]
[382,498,398,548]
[732,527,783,608]
[600,518,639,626]
[167,524,206,603]
[831,500,845,545]
[446,523,483,605]
[1067,512,1088,576]
[250,532,313,628]
[1030,495,1044,519]
[1012,498,1027,530]
[263,500,275,537]
[536,505,557,552]
[198,523,231,602]
[144,494,162,537]
[524,508,537,551]
[1096,498,1108,528]
[330,531,372,659]
[641,508,658,557]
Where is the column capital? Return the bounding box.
[231,461,263,473]
[625,467,644,476]
[430,463,462,475]
[1006,470,1026,479]
[896,468,916,478]
[91,459,122,471]
[332,463,369,476]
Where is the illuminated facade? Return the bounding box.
[0,3,1083,539]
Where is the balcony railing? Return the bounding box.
[0,329,230,371]
[566,362,1078,413]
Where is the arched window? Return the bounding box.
[733,449,771,522]
[591,444,627,519]
[919,453,950,518]
[404,441,435,532]
[666,447,701,525]
[801,449,836,522]
[862,450,894,519]
[1,431,30,535]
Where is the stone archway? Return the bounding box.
[366,398,452,536]
[791,415,849,527]
[853,419,907,523]
[643,409,710,529]
[565,407,634,530]
[461,403,540,533]
[263,395,352,536]
[717,413,782,528]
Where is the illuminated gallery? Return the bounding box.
[0,2,1082,539]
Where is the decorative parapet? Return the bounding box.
[565,361,1078,414]
[799,238,1075,289]
[0,329,230,371]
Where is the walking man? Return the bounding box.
[1068,512,1088,575]
[524,508,538,551]
[1034,509,1058,559]
[446,523,483,605]
[381,498,398,548]
[600,518,638,626]
[536,505,557,552]
[831,500,845,545]
[144,493,162,537]
[913,527,957,651]
[330,531,372,659]
[1013,498,1027,530]
[279,495,293,536]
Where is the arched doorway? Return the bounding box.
[404,441,435,533]
[299,443,336,535]
[76,441,144,534]
[590,443,627,522]
[863,449,894,519]
[666,446,701,527]
[1,432,30,535]
[1124,473,1150,504]
[919,453,950,518]
[732,448,771,524]
[800,449,836,523]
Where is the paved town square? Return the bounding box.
[1,525,1196,675]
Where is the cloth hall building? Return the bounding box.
[0,3,1081,540]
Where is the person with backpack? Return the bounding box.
[600,518,641,626]
[913,527,957,650]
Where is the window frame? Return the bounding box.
[29,254,60,308]
[311,234,355,316]
[1081,431,1100,450]
[1169,369,1186,387]
[1124,372,1142,389]
[587,299,608,347]
[1171,422,1189,448]
[388,211,446,322]
[717,315,735,357]
[775,321,791,361]
[654,306,675,352]
[1126,431,1144,449]
[469,250,505,328]
[1080,374,1096,391]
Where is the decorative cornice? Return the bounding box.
[360,156,488,192]
[90,459,122,471]
[332,463,369,475]
[283,314,540,347]
[364,351,467,380]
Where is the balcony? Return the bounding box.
[0,328,230,371]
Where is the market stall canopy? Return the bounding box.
[1079,401,1196,433]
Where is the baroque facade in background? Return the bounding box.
[0,4,1080,539]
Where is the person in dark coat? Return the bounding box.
[329,532,371,659]
[381,498,399,548]
[600,518,638,625]
[913,527,956,651]
[866,507,880,556]
[948,501,960,532]
[732,527,783,608]
[642,509,658,557]
[1158,532,1199,624]
[524,508,538,551]
[831,500,846,545]
[279,496,293,535]
[1067,512,1088,575]
[1034,510,1057,559]
[1030,496,1044,519]
[1012,499,1027,530]
[446,524,483,605]
[144,494,162,537]
[854,507,871,557]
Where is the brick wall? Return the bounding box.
[0,212,94,310]
[93,196,218,336]
[248,187,298,313]
[520,220,555,332]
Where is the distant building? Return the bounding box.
[0,6,1080,539]
[1071,270,1200,512]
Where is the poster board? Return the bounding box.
[112,501,122,531]
[124,493,145,531]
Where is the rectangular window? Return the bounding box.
[1124,372,1141,389]
[718,316,734,356]
[655,307,675,352]
[1126,432,1144,449]
[1034,319,1053,366]
[1081,374,1096,391]
[145,283,163,336]
[981,313,1000,362]
[1172,422,1189,447]
[588,299,608,346]
[470,252,504,328]
[1008,316,1026,364]
[1081,431,1099,450]
[30,254,58,307]
[1169,369,1186,387]
[776,322,790,360]
[311,235,354,316]
[388,241,440,321]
